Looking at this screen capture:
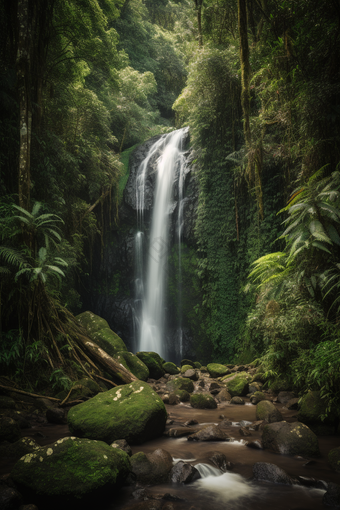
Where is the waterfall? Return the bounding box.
[134,128,188,358]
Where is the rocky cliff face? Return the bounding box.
[82,131,198,358]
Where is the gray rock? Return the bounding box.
[262,421,320,457]
[187,425,232,442]
[256,400,283,423]
[170,461,200,483]
[253,462,295,485]
[230,396,245,405]
[130,449,173,485]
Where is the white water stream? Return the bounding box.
[134,128,188,358]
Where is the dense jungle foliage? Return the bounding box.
[0,0,340,414]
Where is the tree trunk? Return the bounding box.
[238,0,251,147]
[16,0,32,211]
[74,337,138,384]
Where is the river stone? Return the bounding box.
[277,391,296,404]
[298,390,335,426]
[253,462,294,485]
[0,484,22,510]
[216,388,231,402]
[207,363,230,378]
[328,447,340,472]
[170,461,200,483]
[46,407,67,425]
[76,311,127,356]
[180,359,195,368]
[180,364,193,373]
[323,482,340,507]
[262,421,320,457]
[226,372,252,397]
[166,377,194,393]
[250,391,266,405]
[130,449,173,484]
[183,369,199,381]
[0,416,21,443]
[172,389,190,402]
[136,351,165,379]
[11,437,131,508]
[256,400,283,423]
[115,351,149,381]
[163,362,179,375]
[194,361,202,369]
[67,380,167,444]
[190,393,217,409]
[249,381,263,394]
[230,396,245,405]
[187,424,232,442]
[111,439,132,456]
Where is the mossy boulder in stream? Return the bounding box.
[11,437,131,509]
[67,380,167,444]
[163,362,180,375]
[226,372,252,397]
[166,377,194,393]
[115,351,149,381]
[190,393,217,409]
[207,363,230,378]
[298,391,336,434]
[262,421,320,457]
[136,351,165,379]
[76,311,127,357]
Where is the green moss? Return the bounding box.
[173,389,190,402]
[226,372,252,396]
[180,364,193,373]
[136,351,165,379]
[76,311,127,357]
[190,393,217,409]
[115,351,149,381]
[207,363,230,378]
[163,362,179,375]
[166,377,194,393]
[68,380,167,444]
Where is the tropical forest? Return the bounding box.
[0,0,340,509]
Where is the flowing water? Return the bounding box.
[134,128,188,359]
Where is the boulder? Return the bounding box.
[162,362,179,375]
[256,400,283,423]
[187,425,232,442]
[190,393,217,409]
[226,372,252,397]
[115,351,149,381]
[262,421,320,457]
[11,437,131,509]
[180,359,195,368]
[207,363,230,378]
[180,364,193,373]
[250,391,266,405]
[171,390,190,402]
[170,461,200,483]
[249,381,263,394]
[277,391,296,404]
[209,452,232,472]
[76,311,127,356]
[0,484,22,510]
[167,427,195,438]
[130,449,173,484]
[182,369,199,381]
[46,408,67,425]
[136,351,165,379]
[68,380,167,444]
[328,447,340,472]
[252,462,294,485]
[230,396,245,405]
[194,362,202,369]
[0,416,21,443]
[166,377,194,393]
[111,439,132,456]
[0,437,40,463]
[323,482,340,508]
[298,391,336,434]
[216,388,231,402]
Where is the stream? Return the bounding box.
[3,395,340,510]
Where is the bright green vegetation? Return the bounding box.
[1,0,340,422]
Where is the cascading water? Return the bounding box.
[134,128,188,359]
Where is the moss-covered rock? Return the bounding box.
[180,359,195,368]
[76,311,127,357]
[328,447,340,472]
[256,400,283,423]
[75,378,102,395]
[11,437,131,508]
[181,364,193,373]
[262,421,320,457]
[250,391,266,405]
[115,351,149,381]
[207,363,230,378]
[173,389,190,402]
[67,380,167,445]
[166,377,194,394]
[0,437,40,463]
[226,372,252,397]
[190,393,217,409]
[136,351,165,379]
[298,390,333,426]
[269,378,291,392]
[163,362,180,375]
[194,362,202,369]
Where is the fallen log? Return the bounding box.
[74,338,138,384]
[0,384,60,402]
